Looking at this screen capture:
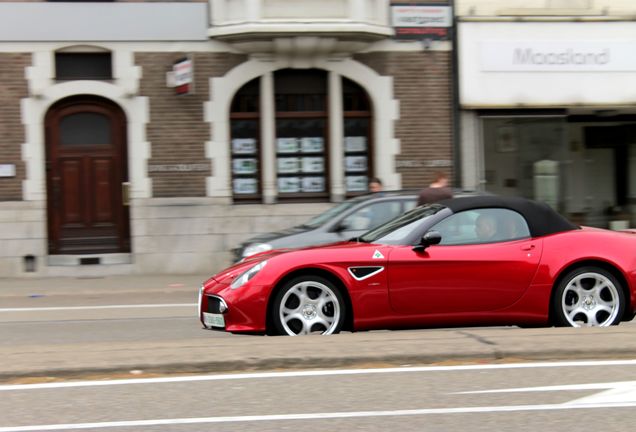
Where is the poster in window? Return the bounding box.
[233,178,258,194]
[276,137,300,153]
[345,156,367,172]
[278,177,301,193]
[231,138,257,155]
[300,137,324,153]
[344,136,367,153]
[232,158,257,175]
[277,157,300,174]
[496,126,517,152]
[346,175,368,192]
[302,157,324,173]
[302,177,325,193]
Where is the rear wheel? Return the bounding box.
[272,275,345,336]
[553,267,625,327]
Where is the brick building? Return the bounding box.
[0,0,454,277]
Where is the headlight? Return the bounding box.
[230,261,267,289]
[242,243,272,258]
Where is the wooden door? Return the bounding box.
[46,97,130,254]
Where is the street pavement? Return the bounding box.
[1,274,636,380]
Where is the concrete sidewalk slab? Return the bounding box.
[0,274,208,297]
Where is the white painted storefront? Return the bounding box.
[459,19,636,229]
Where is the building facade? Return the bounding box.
[457,0,636,230]
[0,0,454,277]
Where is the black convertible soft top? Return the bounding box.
[438,195,579,238]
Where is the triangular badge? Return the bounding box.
[372,250,384,259]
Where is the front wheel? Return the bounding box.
[553,267,625,327]
[271,276,346,336]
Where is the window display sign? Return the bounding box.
[344,136,367,152]
[345,156,367,172]
[302,177,325,193]
[277,157,301,174]
[233,178,258,194]
[300,137,324,153]
[233,158,257,175]
[232,138,257,155]
[278,177,301,193]
[346,176,368,192]
[276,138,300,153]
[301,157,324,173]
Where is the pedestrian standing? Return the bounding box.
[417,171,453,205]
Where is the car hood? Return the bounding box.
[206,248,293,286]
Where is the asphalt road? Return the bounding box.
[2,360,636,431]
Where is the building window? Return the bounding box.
[228,69,374,203]
[275,69,328,201]
[343,78,373,196]
[230,78,261,201]
[55,52,112,81]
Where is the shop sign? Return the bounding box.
[391,4,452,41]
[173,57,193,95]
[481,41,636,72]
[148,164,208,172]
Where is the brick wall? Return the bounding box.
[355,51,454,189]
[136,52,246,197]
[0,53,29,201]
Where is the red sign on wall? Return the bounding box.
[173,57,193,95]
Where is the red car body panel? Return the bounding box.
[201,225,636,334]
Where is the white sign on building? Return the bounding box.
[480,41,636,72]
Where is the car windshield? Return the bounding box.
[358,204,446,245]
[301,196,368,228]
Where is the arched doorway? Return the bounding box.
[45,96,130,255]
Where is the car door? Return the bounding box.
[387,208,543,315]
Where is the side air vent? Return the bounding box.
[348,266,384,281]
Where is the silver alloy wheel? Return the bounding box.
[561,272,620,327]
[278,280,341,335]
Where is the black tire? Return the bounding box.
[552,266,625,327]
[271,275,346,336]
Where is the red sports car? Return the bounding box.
[199,196,636,335]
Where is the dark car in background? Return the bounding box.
[233,190,419,261]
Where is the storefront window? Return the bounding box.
[482,115,636,229]
[229,70,374,203]
[343,78,373,196]
[274,70,328,200]
[482,117,567,212]
[230,78,261,201]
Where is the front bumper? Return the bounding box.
[198,282,268,334]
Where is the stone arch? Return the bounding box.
[206,56,399,197]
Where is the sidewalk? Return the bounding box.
[2,274,636,380]
[0,273,208,296]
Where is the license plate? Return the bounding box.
[203,312,225,328]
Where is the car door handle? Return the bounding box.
[521,244,535,251]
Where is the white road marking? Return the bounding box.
[0,304,196,313]
[460,380,636,405]
[1,402,636,431]
[2,359,636,391]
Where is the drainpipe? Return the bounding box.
[449,0,461,189]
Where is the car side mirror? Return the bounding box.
[333,221,350,233]
[413,231,441,252]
